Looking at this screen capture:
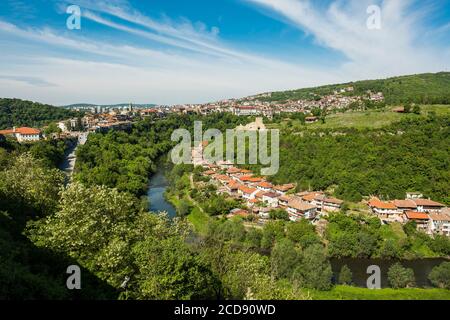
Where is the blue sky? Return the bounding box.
[0,0,449,105]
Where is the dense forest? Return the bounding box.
[262,72,450,105]
[0,98,81,130]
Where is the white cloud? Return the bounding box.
[0,18,339,105]
[0,0,449,105]
[245,0,450,78]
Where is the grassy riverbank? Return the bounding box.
[307,285,450,300]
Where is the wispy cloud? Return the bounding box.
[244,0,450,77]
[0,75,56,87]
[0,0,448,105]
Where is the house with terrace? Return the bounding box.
[412,199,445,213]
[321,197,344,213]
[287,197,317,221]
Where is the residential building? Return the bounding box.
[256,181,273,192]
[427,213,450,236]
[321,197,344,213]
[403,211,430,232]
[287,197,317,221]
[0,127,42,142]
[393,199,417,213]
[368,198,398,216]
[238,185,258,200]
[262,192,279,208]
[273,183,296,195]
[412,199,445,213]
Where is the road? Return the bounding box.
[60,132,90,179]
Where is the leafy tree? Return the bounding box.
[28,182,140,288]
[269,208,289,221]
[270,238,300,280]
[404,103,412,113]
[387,263,415,289]
[0,153,64,217]
[260,221,285,249]
[338,265,353,285]
[292,244,333,290]
[177,198,192,217]
[428,262,450,289]
[44,122,62,135]
[286,220,321,249]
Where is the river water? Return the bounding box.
[330,257,448,288]
[147,166,176,218]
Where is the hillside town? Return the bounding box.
[0,86,385,143]
[194,139,449,238]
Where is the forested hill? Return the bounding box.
[260,72,450,105]
[0,98,81,130]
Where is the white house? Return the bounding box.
[238,185,258,200]
[412,199,445,213]
[262,192,279,208]
[427,213,450,236]
[287,197,317,221]
[368,198,398,216]
[321,197,344,213]
[0,127,42,142]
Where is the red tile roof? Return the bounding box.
[255,191,266,199]
[238,185,257,195]
[263,192,279,199]
[0,127,40,135]
[405,211,429,220]
[227,167,241,174]
[412,199,445,207]
[323,197,344,205]
[288,198,316,212]
[227,181,241,190]
[302,192,324,202]
[368,198,397,209]
[428,213,450,221]
[258,181,273,188]
[274,183,295,192]
[393,199,417,208]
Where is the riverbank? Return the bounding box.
[307,285,450,300]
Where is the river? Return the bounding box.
[330,257,448,288]
[147,164,177,218]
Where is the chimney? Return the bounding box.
[13,126,16,133]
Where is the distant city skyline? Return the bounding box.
[0,0,449,105]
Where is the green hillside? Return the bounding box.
[0,98,81,130]
[262,72,450,105]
